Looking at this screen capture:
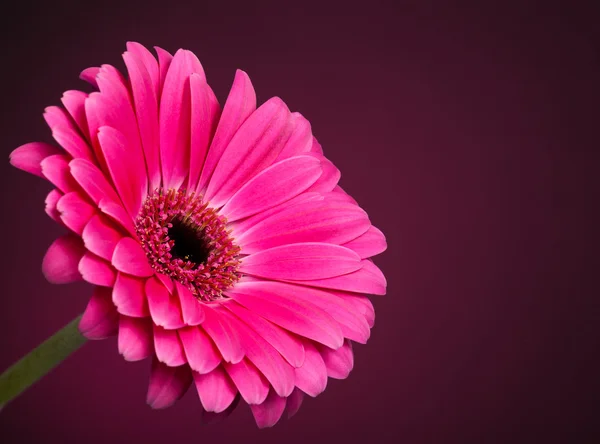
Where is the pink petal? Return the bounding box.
[61,90,90,140]
[220,309,295,397]
[41,154,79,194]
[294,340,327,397]
[281,285,370,344]
[86,67,145,183]
[305,155,340,193]
[96,64,128,92]
[338,293,375,327]
[240,243,361,281]
[83,93,110,173]
[193,366,237,413]
[200,305,244,364]
[80,67,100,88]
[342,225,387,259]
[223,358,269,405]
[226,280,344,350]
[112,273,149,317]
[43,106,75,133]
[178,326,221,374]
[230,191,322,238]
[154,46,173,98]
[98,198,137,238]
[78,252,117,287]
[57,191,96,235]
[197,69,256,193]
[95,67,145,164]
[9,142,61,177]
[154,324,186,366]
[175,281,205,325]
[146,358,192,409]
[98,126,147,218]
[318,340,354,379]
[285,388,304,419]
[42,234,85,284]
[221,155,322,222]
[286,259,387,295]
[310,137,323,154]
[159,49,205,190]
[81,214,123,261]
[237,198,370,254]
[275,112,313,161]
[250,390,287,429]
[225,301,305,368]
[45,189,63,223]
[111,237,154,277]
[118,316,153,361]
[79,287,119,339]
[187,73,220,191]
[69,158,121,206]
[126,42,159,95]
[204,96,293,206]
[156,273,174,294]
[123,49,161,190]
[331,185,358,204]
[146,276,185,329]
[51,126,93,162]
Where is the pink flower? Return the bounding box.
[10,42,387,427]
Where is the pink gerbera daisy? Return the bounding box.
[9,42,387,427]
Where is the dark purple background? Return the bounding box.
[0,1,598,443]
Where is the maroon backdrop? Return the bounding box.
[1,1,598,443]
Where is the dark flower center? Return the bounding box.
[135,189,241,302]
[168,216,211,267]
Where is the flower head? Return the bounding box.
[10,42,387,427]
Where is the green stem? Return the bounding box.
[0,315,87,410]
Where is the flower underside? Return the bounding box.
[136,189,240,302]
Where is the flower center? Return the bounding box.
[135,189,241,302]
[167,216,211,265]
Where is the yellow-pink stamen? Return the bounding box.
[136,189,240,302]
